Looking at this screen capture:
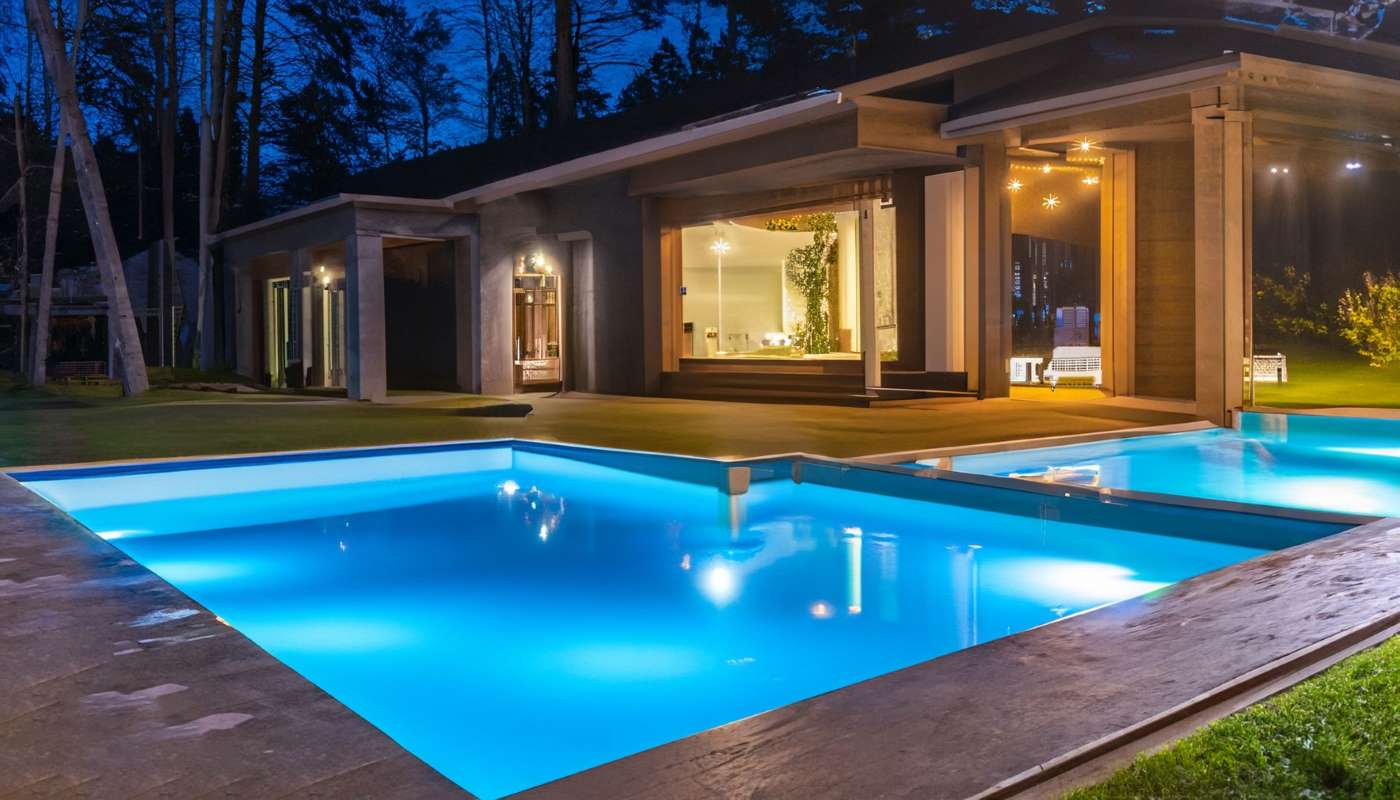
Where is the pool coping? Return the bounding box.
[5,419,1398,799]
[0,472,469,799]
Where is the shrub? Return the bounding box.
[1337,272,1400,368]
[1255,265,1329,340]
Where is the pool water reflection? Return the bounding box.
[18,446,1303,798]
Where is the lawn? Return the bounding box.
[0,372,1191,467]
[1069,635,1400,799]
[1253,341,1400,409]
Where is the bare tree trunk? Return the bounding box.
[195,0,213,369]
[241,0,266,212]
[480,0,495,140]
[13,97,30,380]
[32,127,66,387]
[30,0,83,387]
[162,0,176,367]
[211,0,245,232]
[25,0,149,395]
[553,0,574,126]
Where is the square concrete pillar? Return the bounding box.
[1193,105,1251,425]
[925,171,966,373]
[859,198,881,388]
[345,233,387,401]
[286,248,310,388]
[233,266,256,379]
[965,144,1012,398]
[454,235,479,393]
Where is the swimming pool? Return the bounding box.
[933,413,1400,519]
[12,442,1343,798]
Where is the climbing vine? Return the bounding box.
[767,212,837,354]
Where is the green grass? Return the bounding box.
[1253,342,1400,409]
[0,371,1191,467]
[1069,635,1400,799]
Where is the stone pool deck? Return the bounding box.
[4,462,1400,800]
[0,475,464,799]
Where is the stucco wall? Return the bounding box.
[476,174,648,396]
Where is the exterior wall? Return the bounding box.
[476,173,648,397]
[1133,140,1196,399]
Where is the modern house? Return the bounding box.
[211,4,1400,424]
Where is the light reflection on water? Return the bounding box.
[25,447,1269,799]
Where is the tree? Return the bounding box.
[391,8,459,158]
[241,0,268,218]
[29,1,86,387]
[617,37,687,110]
[553,0,574,125]
[25,0,149,394]
[1338,272,1400,368]
[13,94,30,380]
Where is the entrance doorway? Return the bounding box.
[512,250,563,392]
[265,277,290,387]
[1008,149,1105,390]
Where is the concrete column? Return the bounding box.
[106,313,117,378]
[1193,105,1251,425]
[925,171,966,373]
[859,198,881,388]
[962,166,982,392]
[967,143,1012,398]
[345,233,388,401]
[233,266,255,379]
[641,197,663,395]
[453,235,478,392]
[309,274,326,387]
[286,248,310,387]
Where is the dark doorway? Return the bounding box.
[384,240,458,391]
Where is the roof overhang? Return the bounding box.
[628,97,958,197]
[446,92,851,208]
[213,194,453,246]
[940,55,1240,140]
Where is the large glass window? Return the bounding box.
[1008,152,1103,387]
[1251,136,1400,409]
[679,205,868,360]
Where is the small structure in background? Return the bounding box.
[1045,346,1103,389]
[1253,352,1289,383]
[0,243,198,379]
[1054,305,1093,347]
[1010,356,1045,384]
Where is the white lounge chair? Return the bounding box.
[1044,346,1102,388]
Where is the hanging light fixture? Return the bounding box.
[1042,193,1061,210]
[1007,178,1023,192]
[1041,162,1053,174]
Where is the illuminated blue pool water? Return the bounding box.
[14,443,1341,798]
[937,413,1400,519]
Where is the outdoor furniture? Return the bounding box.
[1010,356,1045,384]
[51,361,110,384]
[1252,352,1288,383]
[1043,346,1103,388]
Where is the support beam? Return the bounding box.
[1099,150,1136,396]
[345,232,387,401]
[860,198,881,389]
[453,234,478,392]
[924,171,966,372]
[1192,106,1252,425]
[967,143,1012,398]
[233,265,255,379]
[286,248,310,387]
